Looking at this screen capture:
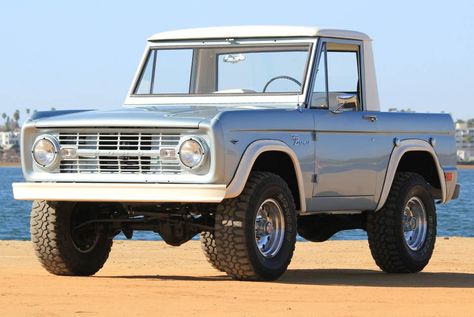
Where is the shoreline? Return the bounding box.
[0,239,473,316]
[2,162,474,169]
[0,162,20,167]
[458,164,474,169]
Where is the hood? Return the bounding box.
[31,106,224,129]
[31,104,297,129]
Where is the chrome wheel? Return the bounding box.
[254,198,285,258]
[403,196,428,251]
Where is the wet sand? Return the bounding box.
[0,238,473,316]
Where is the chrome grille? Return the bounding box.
[58,131,182,174]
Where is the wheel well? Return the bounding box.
[396,151,441,194]
[251,151,301,210]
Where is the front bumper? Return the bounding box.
[12,182,226,203]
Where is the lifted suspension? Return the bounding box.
[71,203,217,246]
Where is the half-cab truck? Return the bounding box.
[13,26,460,280]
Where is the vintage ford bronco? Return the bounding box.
[13,26,460,280]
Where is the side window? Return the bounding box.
[327,51,359,108]
[311,41,362,111]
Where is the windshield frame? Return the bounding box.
[125,38,318,106]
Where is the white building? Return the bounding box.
[455,122,474,161]
[457,148,474,162]
[0,131,20,150]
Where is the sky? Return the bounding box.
[0,0,473,120]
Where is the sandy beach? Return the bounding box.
[458,165,474,170]
[0,239,473,316]
[0,162,20,167]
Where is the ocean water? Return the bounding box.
[1,167,472,241]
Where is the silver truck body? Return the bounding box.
[14,105,458,213]
[13,26,458,214]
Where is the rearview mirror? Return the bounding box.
[223,54,246,64]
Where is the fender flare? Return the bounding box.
[375,139,446,211]
[224,140,306,212]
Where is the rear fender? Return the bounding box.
[376,139,446,211]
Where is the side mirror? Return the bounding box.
[331,94,358,114]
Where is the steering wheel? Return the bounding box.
[262,75,302,93]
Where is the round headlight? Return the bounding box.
[178,138,205,168]
[32,136,59,168]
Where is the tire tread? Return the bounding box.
[367,172,436,273]
[200,231,225,272]
[214,171,296,280]
[30,200,112,276]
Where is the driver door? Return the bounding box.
[308,39,378,212]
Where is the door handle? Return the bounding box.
[363,114,377,122]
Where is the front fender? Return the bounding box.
[224,140,306,211]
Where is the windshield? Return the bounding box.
[133,44,311,96]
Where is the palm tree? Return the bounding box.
[5,116,10,131]
[13,110,20,122]
[1,113,5,132]
[12,110,20,129]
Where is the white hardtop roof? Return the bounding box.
[148,25,371,42]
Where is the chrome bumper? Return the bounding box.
[12,182,226,203]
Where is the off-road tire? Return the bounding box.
[200,231,225,272]
[367,172,437,273]
[214,171,297,281]
[30,200,113,276]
